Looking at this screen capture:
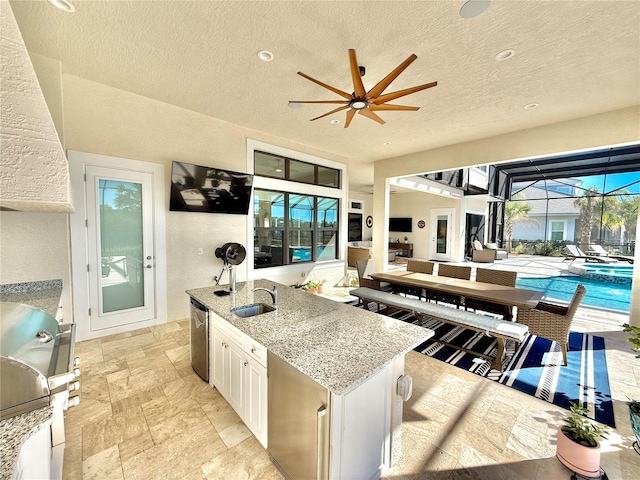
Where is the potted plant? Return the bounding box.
[317,279,326,294]
[101,256,112,277]
[556,402,609,477]
[305,281,319,294]
[623,323,640,453]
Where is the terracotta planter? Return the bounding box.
[556,426,601,477]
[317,285,323,294]
[307,288,317,295]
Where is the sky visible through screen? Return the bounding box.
[578,171,640,195]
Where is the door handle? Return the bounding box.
[317,405,327,480]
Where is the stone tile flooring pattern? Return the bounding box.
[65,304,640,479]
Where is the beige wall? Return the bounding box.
[389,192,461,260]
[0,58,348,324]
[373,107,640,324]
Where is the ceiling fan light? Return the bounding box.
[350,100,368,110]
[460,0,491,19]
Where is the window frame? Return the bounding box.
[246,139,347,278]
[549,220,566,241]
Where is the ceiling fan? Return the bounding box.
[289,49,437,128]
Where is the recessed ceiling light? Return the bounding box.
[47,0,75,12]
[288,102,302,109]
[495,49,515,61]
[460,0,491,19]
[382,142,392,146]
[329,119,341,125]
[524,103,539,110]
[257,50,274,62]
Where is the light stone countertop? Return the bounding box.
[0,279,63,318]
[0,406,53,480]
[186,279,433,395]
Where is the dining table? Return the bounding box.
[369,270,544,313]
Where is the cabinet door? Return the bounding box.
[210,327,227,393]
[226,340,245,414]
[244,354,267,447]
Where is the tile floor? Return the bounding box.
[64,265,640,479]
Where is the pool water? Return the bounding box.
[516,276,631,312]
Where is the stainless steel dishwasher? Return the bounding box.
[190,298,209,382]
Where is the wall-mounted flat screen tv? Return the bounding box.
[170,161,253,214]
[389,217,413,232]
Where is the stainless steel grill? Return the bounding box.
[1,302,80,479]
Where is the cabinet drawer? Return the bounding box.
[245,338,267,367]
[210,312,245,346]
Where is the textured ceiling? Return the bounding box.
[9,0,640,192]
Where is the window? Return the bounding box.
[254,150,341,188]
[254,190,339,268]
[250,140,345,272]
[550,221,565,241]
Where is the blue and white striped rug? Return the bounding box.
[408,315,616,427]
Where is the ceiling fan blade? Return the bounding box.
[348,49,367,98]
[310,105,350,121]
[344,109,356,128]
[367,54,417,99]
[358,108,385,125]
[372,81,438,105]
[289,100,350,104]
[369,104,420,111]
[297,72,353,100]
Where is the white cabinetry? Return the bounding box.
[209,312,267,447]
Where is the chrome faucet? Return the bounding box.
[252,285,278,306]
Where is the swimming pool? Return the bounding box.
[568,263,633,285]
[516,275,631,312]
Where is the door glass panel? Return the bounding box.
[436,215,448,254]
[99,179,145,313]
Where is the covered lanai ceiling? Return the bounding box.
[8,0,640,192]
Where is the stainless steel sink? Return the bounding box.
[231,303,276,318]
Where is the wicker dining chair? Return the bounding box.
[429,264,472,308]
[406,259,435,274]
[355,259,392,292]
[399,259,435,300]
[465,268,518,320]
[515,284,587,365]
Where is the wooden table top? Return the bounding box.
[369,270,544,309]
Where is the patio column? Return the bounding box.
[630,205,640,327]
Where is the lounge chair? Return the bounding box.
[586,244,609,257]
[516,284,587,365]
[563,245,616,264]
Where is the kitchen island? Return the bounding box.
[187,279,433,479]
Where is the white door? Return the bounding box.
[86,166,155,330]
[69,151,166,340]
[430,209,454,261]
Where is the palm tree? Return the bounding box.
[574,187,599,248]
[504,194,535,252]
[617,195,639,251]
